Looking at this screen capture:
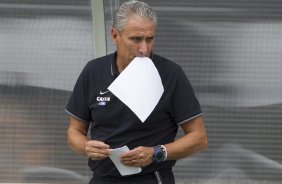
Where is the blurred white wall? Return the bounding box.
[0,5,94,91]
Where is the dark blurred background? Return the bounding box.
[1,0,282,183]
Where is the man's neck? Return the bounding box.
[116,58,129,73]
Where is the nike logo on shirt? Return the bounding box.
[100,90,110,95]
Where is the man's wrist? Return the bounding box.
[152,145,167,163]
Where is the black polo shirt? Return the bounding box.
[65,52,202,178]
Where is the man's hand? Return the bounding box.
[86,140,111,160]
[120,146,154,167]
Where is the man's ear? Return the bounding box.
[111,28,118,45]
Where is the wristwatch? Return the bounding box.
[153,145,167,163]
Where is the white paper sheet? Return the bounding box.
[108,57,164,122]
[109,145,142,176]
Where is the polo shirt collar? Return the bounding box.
[110,52,119,78]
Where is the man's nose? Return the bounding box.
[137,41,149,57]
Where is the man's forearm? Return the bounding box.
[67,128,89,156]
[165,131,208,160]
[164,117,208,160]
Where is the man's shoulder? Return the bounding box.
[79,53,114,79]
[152,53,181,72]
[86,53,114,67]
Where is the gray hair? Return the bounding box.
[113,0,157,31]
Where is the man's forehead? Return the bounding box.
[129,34,154,38]
[124,27,155,36]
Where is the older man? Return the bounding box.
[66,1,208,183]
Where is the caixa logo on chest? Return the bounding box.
[96,90,111,106]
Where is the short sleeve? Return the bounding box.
[65,65,91,123]
[171,67,202,124]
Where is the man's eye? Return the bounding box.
[131,37,142,42]
[146,37,154,43]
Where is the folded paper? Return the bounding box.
[108,57,164,122]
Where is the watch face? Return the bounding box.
[156,151,164,161]
[153,145,165,163]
